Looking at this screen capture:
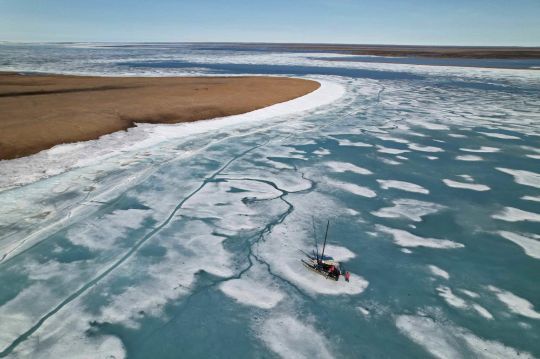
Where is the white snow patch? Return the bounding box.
[377,180,429,194]
[380,158,402,165]
[408,121,450,130]
[371,199,445,222]
[396,315,534,359]
[488,286,540,319]
[327,180,377,198]
[323,244,356,262]
[522,146,540,154]
[437,286,468,308]
[260,316,334,359]
[522,146,540,159]
[472,304,494,320]
[499,231,540,260]
[522,195,540,202]
[376,135,410,144]
[459,289,480,299]
[442,179,490,191]
[399,315,464,359]
[479,132,521,140]
[377,226,464,249]
[220,253,285,310]
[496,168,540,189]
[325,161,372,175]
[459,146,500,153]
[376,145,410,154]
[313,148,330,156]
[408,143,444,153]
[357,306,370,316]
[220,278,284,309]
[345,208,360,216]
[428,265,449,280]
[492,207,540,223]
[437,287,493,320]
[456,155,484,161]
[67,209,150,251]
[336,139,372,147]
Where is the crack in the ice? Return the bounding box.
[0,118,294,265]
[1,101,336,354]
[0,142,267,357]
[376,85,385,103]
[0,167,157,266]
[133,164,317,345]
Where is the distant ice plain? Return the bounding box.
[0,43,539,358]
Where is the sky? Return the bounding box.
[1,0,539,46]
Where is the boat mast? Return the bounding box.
[320,220,329,261]
[312,217,319,261]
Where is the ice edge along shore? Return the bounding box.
[0,78,346,191]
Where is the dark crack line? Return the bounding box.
[1,120,281,266]
[0,142,266,357]
[0,167,157,266]
[376,85,385,103]
[2,93,337,353]
[134,168,312,345]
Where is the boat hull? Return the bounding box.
[301,259,339,281]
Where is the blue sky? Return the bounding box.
[1,0,539,45]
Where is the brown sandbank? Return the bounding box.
[0,73,320,160]
[201,43,540,59]
[281,44,540,59]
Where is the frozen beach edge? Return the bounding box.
[0,78,345,191]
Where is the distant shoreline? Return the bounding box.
[0,73,320,160]
[77,42,540,60]
[277,44,540,59]
[2,42,539,59]
[319,55,540,71]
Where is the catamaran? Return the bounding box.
[301,221,350,282]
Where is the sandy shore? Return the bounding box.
[0,73,319,160]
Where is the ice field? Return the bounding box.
[0,43,539,358]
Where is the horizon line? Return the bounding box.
[1,40,540,49]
